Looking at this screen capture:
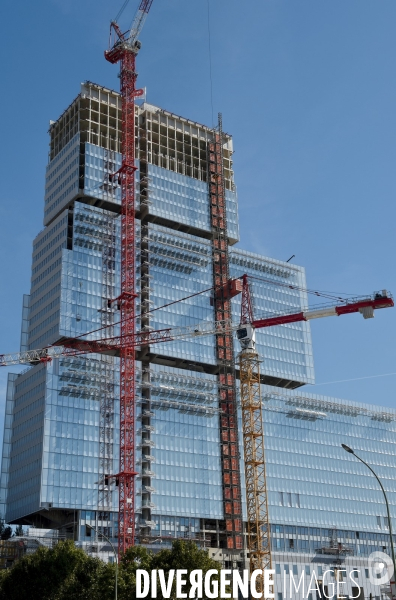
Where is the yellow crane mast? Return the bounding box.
[237,276,272,594]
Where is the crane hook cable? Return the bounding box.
[248,274,358,303]
[207,0,215,127]
[62,284,217,343]
[54,275,359,348]
[114,0,131,23]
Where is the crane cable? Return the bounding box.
[247,274,359,303]
[62,284,217,343]
[55,275,360,347]
[207,0,215,127]
[114,0,131,23]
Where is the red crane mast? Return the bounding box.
[104,0,155,555]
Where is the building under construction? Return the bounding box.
[1,82,396,597]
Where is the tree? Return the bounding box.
[14,524,24,537]
[0,538,227,600]
[0,539,116,600]
[0,521,12,541]
[118,544,154,599]
[152,540,225,600]
[119,540,227,600]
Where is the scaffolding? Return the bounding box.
[138,115,154,542]
[98,211,118,511]
[209,114,243,551]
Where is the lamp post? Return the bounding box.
[341,443,396,582]
[86,524,118,600]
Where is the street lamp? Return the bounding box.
[341,443,396,581]
[86,524,118,600]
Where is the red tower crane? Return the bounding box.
[0,284,392,368]
[104,0,155,555]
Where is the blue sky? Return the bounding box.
[0,0,395,417]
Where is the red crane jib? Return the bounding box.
[59,328,175,355]
[252,296,394,329]
[139,0,154,12]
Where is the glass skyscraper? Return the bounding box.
[1,82,395,598]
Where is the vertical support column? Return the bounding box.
[99,212,117,511]
[118,49,138,555]
[240,351,271,592]
[137,109,156,542]
[139,365,155,541]
[208,114,243,551]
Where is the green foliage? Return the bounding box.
[0,538,225,600]
[118,545,153,599]
[151,540,224,600]
[0,527,12,541]
[0,540,116,600]
[0,521,12,541]
[118,540,225,600]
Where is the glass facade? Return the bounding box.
[147,164,239,242]
[137,365,223,519]
[2,365,46,522]
[40,356,119,511]
[44,134,80,225]
[230,249,314,385]
[83,143,122,206]
[145,224,216,365]
[149,165,211,232]
[59,202,121,341]
[262,386,396,533]
[270,524,396,556]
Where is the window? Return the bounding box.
[348,531,356,539]
[305,566,310,576]
[299,540,310,551]
[278,594,283,600]
[293,565,298,576]
[276,564,281,575]
[288,539,295,550]
[85,525,91,537]
[285,526,297,534]
[384,517,390,528]
[284,565,289,575]
[365,569,369,579]
[279,492,300,508]
[352,570,359,579]
[318,566,323,576]
[274,538,284,550]
[274,525,283,534]
[352,586,360,600]
[377,516,382,528]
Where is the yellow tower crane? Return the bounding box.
[236,274,393,595]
